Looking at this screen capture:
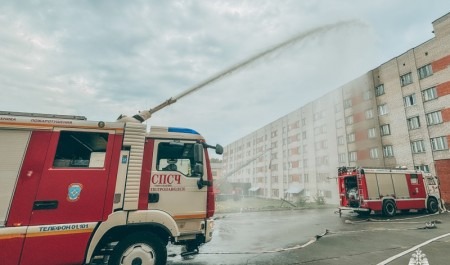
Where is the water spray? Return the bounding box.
[117,20,362,123]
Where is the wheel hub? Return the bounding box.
[121,244,155,265]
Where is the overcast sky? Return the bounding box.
[2,1,450,150]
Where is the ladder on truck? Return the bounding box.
[0,111,87,120]
[357,174,365,205]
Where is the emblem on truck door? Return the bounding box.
[67,183,83,202]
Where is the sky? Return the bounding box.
[2,1,450,151]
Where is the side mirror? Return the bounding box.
[193,143,204,164]
[194,163,210,189]
[215,144,224,155]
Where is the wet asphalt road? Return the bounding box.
[167,208,450,265]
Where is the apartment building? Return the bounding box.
[222,12,450,204]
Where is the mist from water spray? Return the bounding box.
[130,20,365,122]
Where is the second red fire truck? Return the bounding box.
[338,167,441,217]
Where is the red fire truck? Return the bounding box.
[0,111,222,265]
[337,167,441,217]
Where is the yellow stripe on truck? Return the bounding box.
[25,228,94,238]
[0,222,98,240]
[173,214,206,220]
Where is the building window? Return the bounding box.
[383,145,394,157]
[272,189,279,197]
[414,165,430,173]
[313,112,322,121]
[368,128,376,138]
[316,156,329,166]
[345,115,354,125]
[431,136,448,151]
[314,142,320,151]
[370,148,379,159]
[403,94,416,107]
[411,140,426,153]
[347,133,355,143]
[400,72,413,86]
[422,87,437,101]
[380,124,391,136]
[344,99,352,108]
[348,151,357,162]
[407,116,420,130]
[338,136,345,145]
[317,173,330,183]
[365,109,374,119]
[315,140,328,151]
[338,153,346,163]
[271,175,279,183]
[271,164,278,170]
[320,140,327,149]
[271,130,278,138]
[418,64,433,79]
[426,111,443,126]
[378,104,389,116]
[375,84,385,96]
[334,104,341,113]
[363,90,372,100]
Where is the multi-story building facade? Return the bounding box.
[222,12,450,204]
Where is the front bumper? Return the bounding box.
[338,206,370,212]
[205,218,215,243]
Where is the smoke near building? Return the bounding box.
[222,12,450,205]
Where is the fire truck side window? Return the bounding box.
[156,142,195,177]
[410,174,419,184]
[53,131,109,168]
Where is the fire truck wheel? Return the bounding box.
[427,197,439,214]
[382,200,396,217]
[109,232,167,265]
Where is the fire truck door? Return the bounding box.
[0,129,32,265]
[408,173,426,199]
[20,130,115,265]
[148,140,207,219]
[424,175,440,197]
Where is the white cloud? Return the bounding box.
[1,0,450,146]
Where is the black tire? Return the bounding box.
[427,197,439,214]
[382,200,396,217]
[109,232,167,265]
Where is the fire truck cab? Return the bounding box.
[0,111,221,265]
[338,167,441,217]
